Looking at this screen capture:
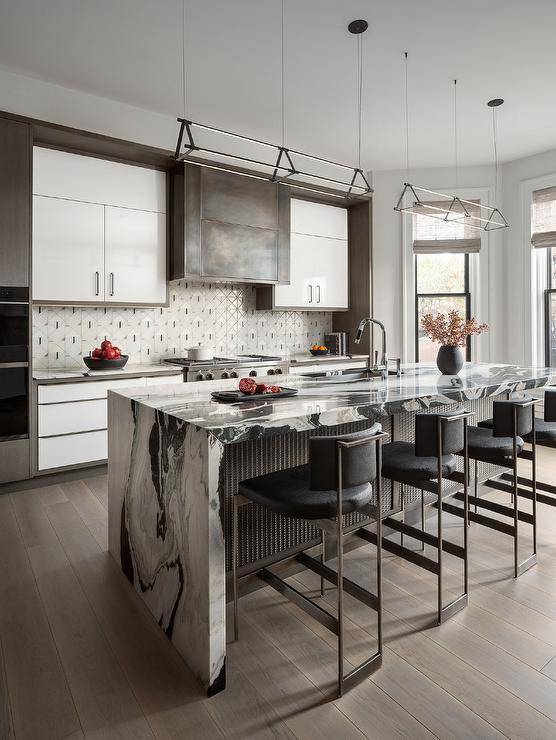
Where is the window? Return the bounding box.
[532,186,556,366]
[545,248,556,366]
[412,201,478,362]
[415,253,470,362]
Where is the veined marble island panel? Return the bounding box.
[108,363,556,695]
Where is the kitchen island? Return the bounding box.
[107,363,556,695]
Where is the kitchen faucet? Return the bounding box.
[355,317,388,379]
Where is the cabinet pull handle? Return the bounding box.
[110,272,115,297]
[308,284,313,303]
[316,285,321,303]
[95,271,100,296]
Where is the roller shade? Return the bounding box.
[531,186,556,249]
[413,200,481,254]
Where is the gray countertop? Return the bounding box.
[33,363,183,383]
[287,353,369,365]
[109,362,556,444]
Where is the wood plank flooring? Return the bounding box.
[1,455,556,739]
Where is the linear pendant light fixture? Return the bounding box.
[394,54,508,231]
[174,4,372,200]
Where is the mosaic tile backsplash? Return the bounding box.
[33,281,333,368]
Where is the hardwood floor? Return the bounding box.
[1,455,556,739]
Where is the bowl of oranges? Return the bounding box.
[310,344,329,356]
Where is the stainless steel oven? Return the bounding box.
[0,286,29,363]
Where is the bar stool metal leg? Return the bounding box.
[437,417,443,622]
[320,531,326,597]
[232,493,239,641]
[420,489,425,551]
[337,448,345,696]
[400,484,405,548]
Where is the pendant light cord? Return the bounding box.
[182,0,187,118]
[404,52,409,181]
[357,33,363,169]
[492,105,499,202]
[281,0,285,148]
[453,79,458,189]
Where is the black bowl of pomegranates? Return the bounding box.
[83,340,128,370]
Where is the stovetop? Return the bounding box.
[165,354,283,368]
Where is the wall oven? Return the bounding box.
[0,286,30,483]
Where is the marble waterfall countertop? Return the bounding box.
[110,363,556,444]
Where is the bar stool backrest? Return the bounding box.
[414,410,465,457]
[492,399,533,437]
[309,425,380,491]
[544,388,556,422]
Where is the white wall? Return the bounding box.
[370,165,505,363]
[0,67,176,151]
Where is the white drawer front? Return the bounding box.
[145,374,183,386]
[38,430,107,471]
[38,377,147,404]
[39,399,107,438]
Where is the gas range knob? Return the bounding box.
[221,371,229,379]
[249,370,258,377]
[267,369,275,375]
[196,373,205,381]
[274,367,283,374]
[230,371,238,378]
[206,372,214,381]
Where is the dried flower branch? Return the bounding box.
[421,310,489,347]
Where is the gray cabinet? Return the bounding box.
[0,117,31,287]
[171,164,290,283]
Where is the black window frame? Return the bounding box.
[414,253,471,362]
[545,247,556,367]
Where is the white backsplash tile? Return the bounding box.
[33,281,333,366]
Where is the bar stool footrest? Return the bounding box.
[440,500,516,537]
[356,528,440,575]
[452,491,534,524]
[259,568,339,635]
[499,473,556,505]
[296,552,379,612]
[383,516,466,560]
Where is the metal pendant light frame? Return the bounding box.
[175,9,372,200]
[174,119,372,199]
[394,55,509,230]
[394,183,509,231]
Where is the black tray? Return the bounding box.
[211,388,298,403]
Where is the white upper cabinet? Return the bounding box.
[32,147,167,306]
[33,147,166,212]
[263,198,348,310]
[33,196,104,303]
[104,207,166,304]
[290,199,348,240]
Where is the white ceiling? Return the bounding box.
[0,0,554,171]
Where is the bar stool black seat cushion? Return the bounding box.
[238,464,373,520]
[381,441,457,484]
[467,425,524,461]
[479,417,556,444]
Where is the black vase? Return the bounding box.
[436,345,464,375]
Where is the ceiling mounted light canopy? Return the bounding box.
[174,4,372,200]
[394,55,509,231]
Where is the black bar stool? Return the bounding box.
[232,426,388,697]
[483,389,556,510]
[453,397,539,577]
[379,410,472,624]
